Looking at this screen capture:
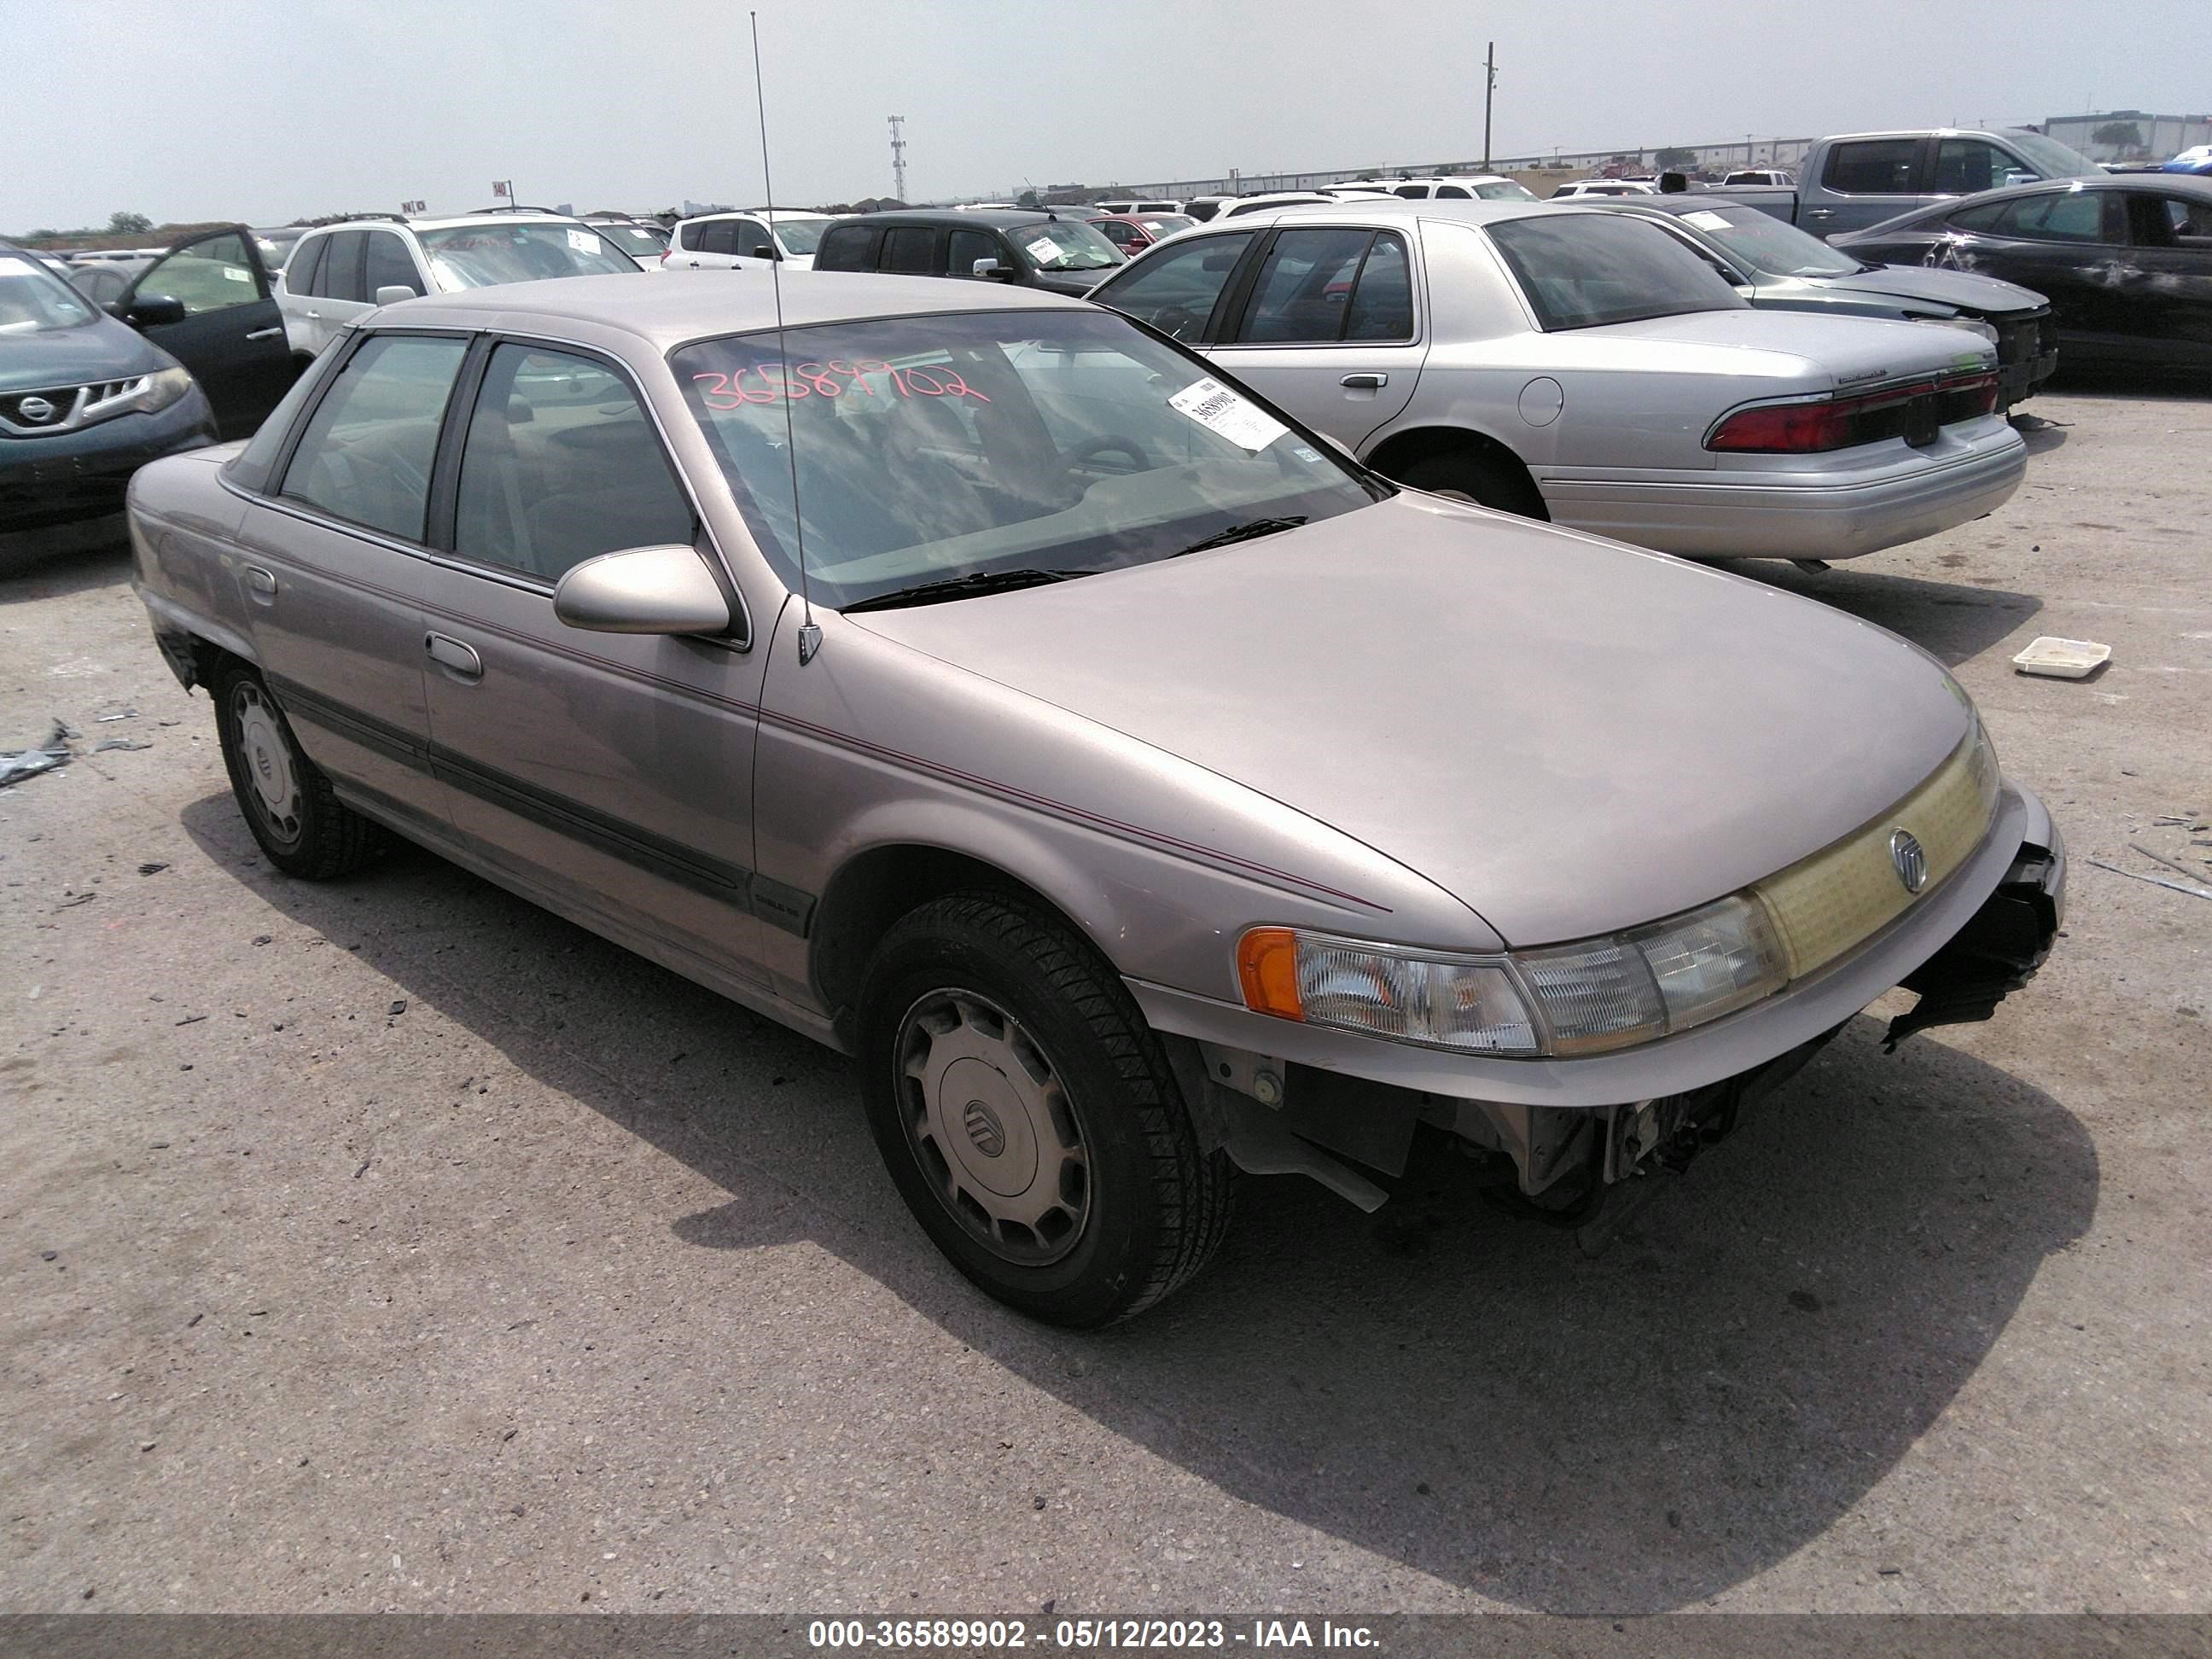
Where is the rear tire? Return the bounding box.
[213,663,383,880]
[1393,446,1550,519]
[857,892,1235,1326]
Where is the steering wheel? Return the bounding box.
[1068,434,1150,473]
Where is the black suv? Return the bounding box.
[813,210,1124,296]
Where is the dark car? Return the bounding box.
[1834,176,2212,373]
[1585,196,2058,406]
[813,209,1124,296]
[102,224,301,438]
[0,240,219,534]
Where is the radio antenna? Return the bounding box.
[751,9,819,664]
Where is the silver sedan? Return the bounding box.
[127,274,2064,1324]
[1089,197,2029,562]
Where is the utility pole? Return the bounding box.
[1482,42,1497,170]
[888,115,908,203]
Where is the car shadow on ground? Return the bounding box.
[180,795,2098,1614]
[0,532,132,600]
[1726,566,2040,668]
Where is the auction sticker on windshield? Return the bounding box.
[1024,236,1062,265]
[1169,376,1287,451]
[567,228,598,255]
[1685,211,1732,231]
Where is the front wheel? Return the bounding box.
[857,893,1235,1326]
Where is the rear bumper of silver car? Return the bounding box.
[1535,417,2028,561]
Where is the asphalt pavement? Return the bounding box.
[3,385,2208,1616]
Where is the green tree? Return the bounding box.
[2093,120,2145,152]
[108,210,154,234]
[1654,147,1697,171]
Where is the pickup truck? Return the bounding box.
[1704,128,2104,237]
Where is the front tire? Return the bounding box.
[857,892,1235,1326]
[213,664,383,879]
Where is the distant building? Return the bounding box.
[2041,110,2211,162]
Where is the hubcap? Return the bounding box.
[894,990,1090,1266]
[232,684,302,845]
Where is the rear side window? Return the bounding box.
[882,226,937,274]
[1489,214,1743,330]
[948,228,999,276]
[1235,229,1412,344]
[287,235,329,296]
[1092,230,1254,340]
[281,334,468,540]
[1947,201,2010,231]
[1436,184,1471,199]
[320,230,370,303]
[453,344,694,582]
[1394,184,1427,199]
[363,231,424,299]
[815,224,879,271]
[1825,139,1921,195]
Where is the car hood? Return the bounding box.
[853,496,1972,946]
[1590,307,2000,382]
[0,314,175,395]
[1806,263,2047,316]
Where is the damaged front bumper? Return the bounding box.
[1145,785,2065,1210]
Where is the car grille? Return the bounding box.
[1991,311,2054,370]
[0,380,147,436]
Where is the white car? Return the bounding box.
[662,209,835,271]
[1212,192,1337,219]
[1378,175,1540,202]
[1721,169,1797,187]
[1551,179,1658,199]
[1091,197,1182,215]
[275,214,643,358]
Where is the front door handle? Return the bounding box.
[1341,372,1388,389]
[1805,207,1835,220]
[425,632,482,681]
[245,326,282,341]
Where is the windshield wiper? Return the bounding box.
[838,568,1086,614]
[1169,516,1307,558]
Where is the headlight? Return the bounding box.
[81,367,195,425]
[1237,888,1790,1060]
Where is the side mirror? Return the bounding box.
[374,284,418,306]
[753,243,777,260]
[125,294,186,328]
[553,544,732,637]
[971,258,1013,279]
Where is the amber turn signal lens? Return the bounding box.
[1236,928,1304,1021]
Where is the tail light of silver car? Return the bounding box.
[1706,370,2000,455]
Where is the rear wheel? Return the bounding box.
[213,664,383,879]
[1393,446,1550,519]
[857,892,1235,1326]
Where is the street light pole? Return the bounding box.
[1482,42,1497,170]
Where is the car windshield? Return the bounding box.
[415,223,640,288]
[767,217,832,255]
[2009,132,2103,181]
[0,251,98,334]
[1490,213,1744,330]
[1474,180,1537,201]
[672,309,1381,609]
[1011,220,1124,271]
[1672,205,1862,276]
[593,223,667,256]
[1138,216,1195,237]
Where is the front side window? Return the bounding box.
[1933,139,2013,195]
[281,334,468,540]
[1825,138,1921,195]
[137,232,263,315]
[1095,220,1139,247]
[672,310,1378,610]
[1091,230,1254,340]
[414,223,637,289]
[731,220,772,257]
[1010,220,1122,272]
[363,231,425,299]
[1236,229,1412,344]
[947,228,999,276]
[0,250,97,333]
[1489,214,1743,330]
[453,344,694,582]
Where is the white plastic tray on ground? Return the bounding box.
[2011,636,2112,678]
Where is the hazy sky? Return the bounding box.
[6,0,2209,230]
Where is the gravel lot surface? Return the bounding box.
[3,386,2207,1617]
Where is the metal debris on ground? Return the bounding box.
[94,708,140,723]
[2129,842,2208,882]
[94,737,153,753]
[2087,857,2212,901]
[138,861,168,876]
[1,722,74,787]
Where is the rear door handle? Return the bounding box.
[425,632,482,681]
[1805,207,1835,220]
[304,309,320,318]
[245,326,282,341]
[1341,372,1388,389]
[242,565,277,603]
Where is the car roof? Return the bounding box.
[307,213,585,236]
[1251,197,1568,229]
[844,208,1068,229]
[375,269,1088,346]
[1824,126,2038,143]
[678,208,833,223]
